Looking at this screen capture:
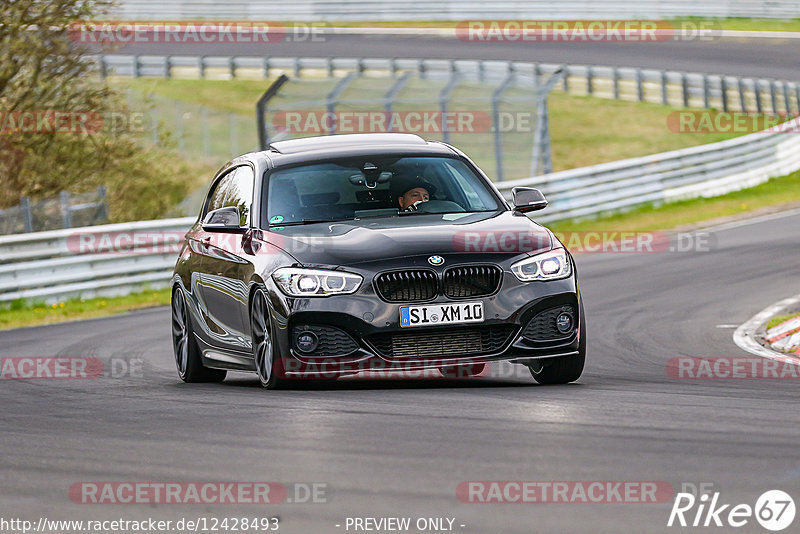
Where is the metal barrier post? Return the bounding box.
[440,73,461,144]
[613,67,620,100]
[721,77,729,112]
[661,71,668,105]
[384,72,412,132]
[682,73,689,107]
[587,65,594,95]
[796,84,800,114]
[636,68,644,102]
[782,82,791,113]
[492,73,516,181]
[755,80,763,113]
[97,186,108,223]
[60,191,72,229]
[326,72,358,135]
[530,68,563,176]
[256,74,290,150]
[20,197,33,233]
[702,74,710,108]
[770,80,778,114]
[738,78,747,112]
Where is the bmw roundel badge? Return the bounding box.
[428,255,445,266]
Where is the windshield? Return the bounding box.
[262,156,502,227]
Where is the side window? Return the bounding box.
[223,166,254,227]
[205,170,235,215]
[204,166,255,227]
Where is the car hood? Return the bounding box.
[263,211,554,266]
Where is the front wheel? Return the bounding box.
[529,301,586,385]
[250,288,290,389]
[171,287,227,383]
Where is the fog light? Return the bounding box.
[555,312,574,334]
[296,331,319,353]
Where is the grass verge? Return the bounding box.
[0,289,171,331]
[547,170,800,233]
[766,313,800,331]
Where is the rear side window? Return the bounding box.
[204,166,255,227]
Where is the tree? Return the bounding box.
[0,0,196,221]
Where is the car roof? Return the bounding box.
[260,133,457,167]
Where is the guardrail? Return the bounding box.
[496,116,800,222]
[3,115,799,304]
[0,218,193,303]
[109,1,800,20]
[97,55,800,115]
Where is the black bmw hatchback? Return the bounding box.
[171,133,585,388]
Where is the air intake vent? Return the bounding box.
[522,306,576,341]
[374,270,438,302]
[367,325,516,359]
[443,265,502,298]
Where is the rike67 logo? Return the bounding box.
[668,489,795,531]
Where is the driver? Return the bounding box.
[392,177,437,212]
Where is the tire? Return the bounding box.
[529,301,586,385]
[250,288,290,389]
[171,287,227,383]
[439,363,486,378]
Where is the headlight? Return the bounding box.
[511,248,571,281]
[272,267,362,297]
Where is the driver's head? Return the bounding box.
[398,186,430,209]
[392,177,436,210]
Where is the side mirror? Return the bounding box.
[512,187,548,213]
[202,206,246,233]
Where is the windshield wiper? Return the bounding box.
[270,218,351,227]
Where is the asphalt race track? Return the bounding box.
[2,210,799,533]
[107,32,800,79]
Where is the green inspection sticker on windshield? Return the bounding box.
[269,215,284,224]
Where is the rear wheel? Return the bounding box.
[171,287,227,383]
[529,302,586,385]
[250,288,290,389]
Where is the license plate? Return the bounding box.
[399,302,484,328]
